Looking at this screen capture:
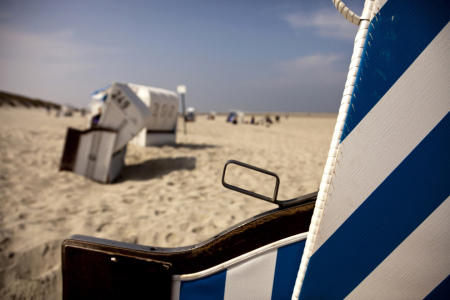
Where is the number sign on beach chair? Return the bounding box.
[61,0,450,298]
[127,83,179,147]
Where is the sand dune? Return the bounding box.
[0,107,336,299]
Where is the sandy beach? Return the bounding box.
[0,107,336,299]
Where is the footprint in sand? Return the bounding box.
[63,207,79,215]
[191,227,203,234]
[179,223,189,231]
[96,223,110,232]
[123,198,134,204]
[165,233,181,244]
[21,197,36,205]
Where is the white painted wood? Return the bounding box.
[99,83,151,152]
[128,83,179,132]
[312,23,450,253]
[108,147,126,183]
[130,130,176,147]
[127,83,179,147]
[346,197,450,300]
[73,133,93,177]
[72,130,120,183]
[90,131,116,182]
[145,132,176,147]
[129,128,146,147]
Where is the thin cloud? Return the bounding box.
[278,54,343,77]
[0,28,120,66]
[246,53,346,88]
[0,28,122,104]
[284,8,359,40]
[240,53,348,111]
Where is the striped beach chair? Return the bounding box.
[61,0,449,299]
[296,0,450,299]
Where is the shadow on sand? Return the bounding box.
[171,143,219,150]
[117,157,196,182]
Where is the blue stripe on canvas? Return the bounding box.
[271,240,305,300]
[179,270,227,300]
[300,112,450,299]
[90,84,111,96]
[424,275,450,300]
[340,0,450,142]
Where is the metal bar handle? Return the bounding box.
[222,160,280,203]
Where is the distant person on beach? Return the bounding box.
[265,114,273,125]
[275,115,280,122]
[91,107,102,127]
[251,116,255,124]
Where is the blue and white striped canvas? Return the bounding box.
[172,237,306,300]
[90,84,110,101]
[298,0,450,299]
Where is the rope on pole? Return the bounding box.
[291,0,379,299]
[332,0,361,25]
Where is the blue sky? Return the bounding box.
[0,0,364,112]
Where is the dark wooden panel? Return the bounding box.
[59,127,119,172]
[62,246,172,300]
[59,128,81,171]
[62,192,316,299]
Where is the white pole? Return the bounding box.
[291,1,377,299]
[177,85,187,134]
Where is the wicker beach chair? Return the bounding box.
[62,0,450,298]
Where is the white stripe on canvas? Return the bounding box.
[345,196,450,300]
[224,249,277,300]
[170,280,181,300]
[292,3,379,295]
[312,22,450,254]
